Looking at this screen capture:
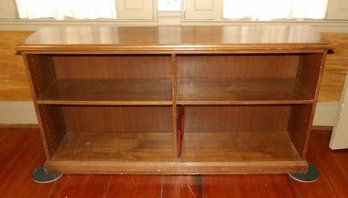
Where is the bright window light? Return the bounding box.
[224,0,328,20]
[158,0,181,11]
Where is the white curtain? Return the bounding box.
[224,0,328,20]
[15,0,117,20]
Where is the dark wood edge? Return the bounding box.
[16,45,331,54]
[0,124,39,128]
[311,125,333,131]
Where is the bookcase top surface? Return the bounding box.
[17,25,331,52]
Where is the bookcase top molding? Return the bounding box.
[17,25,331,53]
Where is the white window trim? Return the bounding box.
[1,0,348,32]
[327,0,348,19]
[0,0,17,18]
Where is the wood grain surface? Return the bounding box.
[0,127,347,197]
[17,26,329,52]
[1,30,347,102]
[0,31,32,100]
[321,33,348,101]
[18,25,328,174]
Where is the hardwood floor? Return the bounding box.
[0,128,347,198]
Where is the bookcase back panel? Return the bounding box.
[52,55,172,79]
[184,105,291,133]
[62,106,172,133]
[177,54,301,79]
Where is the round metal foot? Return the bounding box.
[32,165,63,183]
[289,164,320,183]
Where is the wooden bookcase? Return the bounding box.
[17,25,331,174]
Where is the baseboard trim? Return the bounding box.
[312,101,340,126]
[0,101,37,124]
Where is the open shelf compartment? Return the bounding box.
[39,105,175,173]
[181,131,301,162]
[27,54,172,105]
[176,53,322,105]
[176,104,312,172]
[51,132,173,162]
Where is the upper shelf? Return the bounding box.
[38,79,172,105]
[177,78,313,105]
[16,25,332,53]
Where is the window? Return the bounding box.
[224,0,329,20]
[15,0,117,20]
[8,0,339,21]
[158,0,181,11]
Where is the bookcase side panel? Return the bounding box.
[289,53,326,158]
[297,53,325,98]
[287,104,314,158]
[26,55,56,99]
[37,105,67,159]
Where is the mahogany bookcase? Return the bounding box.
[17,25,331,181]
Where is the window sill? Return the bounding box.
[0,19,158,31]
[1,18,348,32]
[180,19,348,32]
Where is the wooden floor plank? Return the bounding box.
[48,174,111,197]
[289,131,337,198]
[105,175,163,198]
[331,152,348,197]
[0,130,8,142]
[0,128,54,198]
[162,175,202,198]
[305,131,348,197]
[1,128,348,197]
[252,175,299,198]
[289,174,336,198]
[202,175,260,198]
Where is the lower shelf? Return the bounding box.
[51,132,174,162]
[45,131,307,174]
[181,131,301,162]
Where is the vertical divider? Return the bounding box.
[177,106,185,157]
[171,53,179,160]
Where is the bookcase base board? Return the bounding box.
[45,161,308,175]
